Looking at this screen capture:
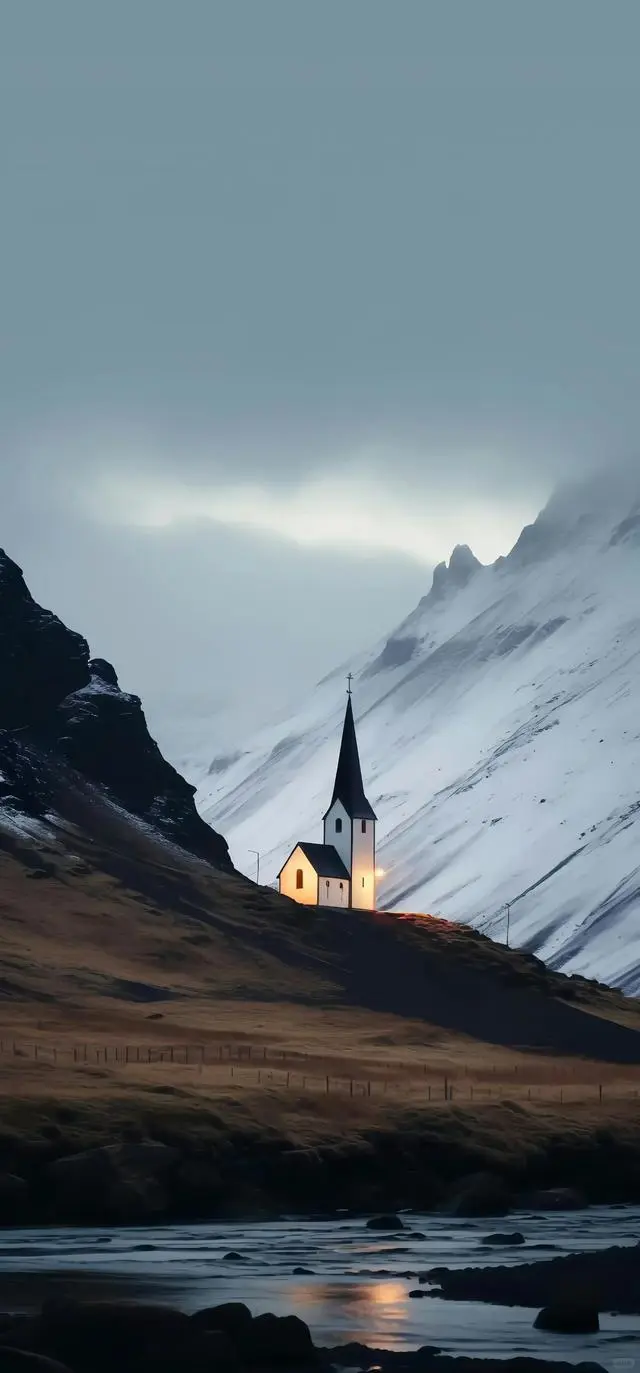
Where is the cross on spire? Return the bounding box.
[346,672,353,696]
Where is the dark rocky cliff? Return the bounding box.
[0,549,231,868]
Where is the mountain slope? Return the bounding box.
[1,542,640,1087]
[198,473,640,993]
[0,548,230,868]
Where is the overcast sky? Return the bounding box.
[2,2,639,765]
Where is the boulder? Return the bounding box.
[365,1214,405,1231]
[106,1175,168,1223]
[534,1303,600,1333]
[481,1232,525,1246]
[0,1301,207,1373]
[443,1173,512,1217]
[173,1159,222,1215]
[241,1313,316,1365]
[46,1141,178,1222]
[192,1303,252,1337]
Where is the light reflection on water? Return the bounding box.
[0,1208,639,1367]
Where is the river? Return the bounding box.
[0,1207,638,1368]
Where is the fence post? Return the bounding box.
[350,1080,353,1097]
[367,1080,371,1098]
[599,1084,603,1103]
[444,1075,448,1100]
[326,1075,329,1094]
[428,1084,431,1101]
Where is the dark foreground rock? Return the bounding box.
[533,1304,600,1333]
[0,1299,606,1373]
[424,1240,640,1313]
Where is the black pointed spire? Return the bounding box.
[326,695,376,820]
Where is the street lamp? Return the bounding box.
[249,850,260,885]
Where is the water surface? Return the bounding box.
[0,1207,638,1368]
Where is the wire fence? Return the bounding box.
[2,1037,639,1106]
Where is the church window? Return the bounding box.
[335,817,342,833]
[339,881,343,889]
[362,877,365,887]
[296,869,303,889]
[361,819,367,833]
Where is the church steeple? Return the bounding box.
[326,693,377,821]
[278,676,379,911]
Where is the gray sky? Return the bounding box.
[2,2,639,764]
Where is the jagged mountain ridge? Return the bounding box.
[0,549,230,868]
[198,473,640,993]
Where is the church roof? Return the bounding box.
[324,695,377,821]
[297,843,350,878]
[278,842,350,879]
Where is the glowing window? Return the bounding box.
[296,869,303,890]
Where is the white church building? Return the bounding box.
[278,689,378,910]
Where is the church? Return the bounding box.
[278,686,378,910]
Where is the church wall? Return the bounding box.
[323,799,351,872]
[319,876,349,907]
[278,847,318,905]
[351,817,376,910]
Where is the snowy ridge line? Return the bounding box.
[193,475,640,992]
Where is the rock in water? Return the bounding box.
[366,1214,405,1230]
[241,1313,317,1365]
[192,1302,253,1336]
[481,1232,525,1246]
[534,1304,600,1333]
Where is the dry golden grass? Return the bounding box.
[0,771,639,1158]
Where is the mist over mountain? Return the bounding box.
[197,471,640,993]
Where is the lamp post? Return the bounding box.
[249,850,260,885]
[506,902,511,949]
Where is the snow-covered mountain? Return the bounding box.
[198,472,640,993]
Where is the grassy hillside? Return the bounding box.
[1,773,640,1213]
